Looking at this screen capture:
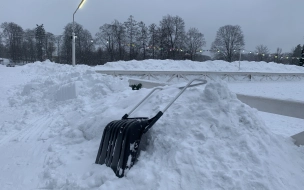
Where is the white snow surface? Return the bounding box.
[97,59,304,73]
[0,60,303,190]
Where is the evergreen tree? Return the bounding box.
[300,45,304,66]
[291,44,302,65]
[0,33,3,58]
[35,24,46,61]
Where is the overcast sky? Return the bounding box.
[1,0,303,53]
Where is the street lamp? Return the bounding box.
[72,0,86,66]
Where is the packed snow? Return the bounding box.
[0,60,304,190]
[98,59,304,73]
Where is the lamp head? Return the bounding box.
[79,0,86,9]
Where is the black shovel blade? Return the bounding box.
[95,118,149,178]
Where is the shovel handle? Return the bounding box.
[123,78,207,119]
[143,78,207,133]
[161,78,207,113]
[123,87,163,118]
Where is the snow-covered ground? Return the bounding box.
[97,59,304,73]
[0,60,303,190]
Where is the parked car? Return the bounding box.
[6,63,15,67]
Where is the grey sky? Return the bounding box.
[1,0,303,53]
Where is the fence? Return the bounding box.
[96,70,304,82]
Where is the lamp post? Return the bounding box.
[72,0,86,66]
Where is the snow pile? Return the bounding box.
[6,61,129,130]
[1,61,304,190]
[97,59,304,73]
[61,82,303,190]
[9,61,128,105]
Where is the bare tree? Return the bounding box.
[244,52,255,61]
[61,22,85,64]
[55,35,62,63]
[96,23,116,62]
[1,22,24,62]
[281,52,292,65]
[184,27,206,60]
[158,27,168,59]
[61,23,73,64]
[79,29,94,65]
[137,21,148,59]
[96,20,126,62]
[21,29,36,63]
[160,15,186,59]
[255,45,269,62]
[45,32,56,61]
[148,23,158,59]
[124,15,138,60]
[211,25,245,62]
[274,47,283,63]
[112,20,126,61]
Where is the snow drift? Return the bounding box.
[97,59,304,73]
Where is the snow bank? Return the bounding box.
[65,82,303,190]
[9,61,128,105]
[97,59,304,73]
[1,61,304,190]
[2,61,130,141]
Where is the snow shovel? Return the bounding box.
[95,78,207,178]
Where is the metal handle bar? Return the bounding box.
[162,78,207,113]
[127,87,164,116]
[125,79,207,117]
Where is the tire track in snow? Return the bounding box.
[0,113,62,190]
[0,113,59,145]
[16,115,52,143]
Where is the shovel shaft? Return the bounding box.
[127,87,163,117]
[125,78,207,118]
[162,78,207,113]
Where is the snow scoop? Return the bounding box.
[95,78,207,178]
